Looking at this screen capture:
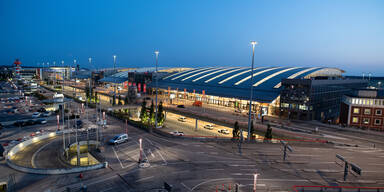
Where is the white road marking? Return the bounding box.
[113,146,124,169]
[181,182,192,191]
[157,150,168,165]
[229,164,256,167]
[190,178,330,191]
[145,138,154,146]
[31,139,56,168]
[87,175,118,186]
[135,176,154,183]
[100,187,114,192]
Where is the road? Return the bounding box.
[3,82,384,191]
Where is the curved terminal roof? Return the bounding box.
[155,67,343,103]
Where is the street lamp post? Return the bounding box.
[253,173,259,192]
[112,55,117,104]
[154,51,159,130]
[247,41,258,141]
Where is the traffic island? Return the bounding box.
[6,131,108,174]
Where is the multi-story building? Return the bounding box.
[280,78,368,121]
[340,89,384,131]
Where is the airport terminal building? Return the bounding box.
[151,66,359,119]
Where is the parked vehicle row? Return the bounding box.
[13,118,47,126]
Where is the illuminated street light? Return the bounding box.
[253,173,259,192]
[113,55,117,106]
[154,50,159,131]
[248,41,258,141]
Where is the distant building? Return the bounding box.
[340,89,384,131]
[280,78,368,121]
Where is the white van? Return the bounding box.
[109,134,128,145]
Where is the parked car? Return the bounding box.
[218,129,230,134]
[36,118,47,124]
[73,120,83,128]
[26,120,36,125]
[235,109,245,113]
[177,105,185,108]
[32,112,41,118]
[178,117,187,122]
[14,120,26,127]
[204,124,214,130]
[109,134,128,145]
[76,96,84,101]
[170,131,184,136]
[42,111,51,117]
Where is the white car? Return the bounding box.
[32,112,41,118]
[170,131,184,136]
[109,134,128,145]
[218,129,230,134]
[178,117,187,122]
[76,96,84,101]
[204,124,214,130]
[42,111,51,117]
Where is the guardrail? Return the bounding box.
[6,130,108,175]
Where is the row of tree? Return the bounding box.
[139,100,165,126]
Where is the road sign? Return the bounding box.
[350,163,362,175]
[286,145,293,152]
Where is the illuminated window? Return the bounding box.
[353,108,360,114]
[375,119,382,125]
[352,117,359,123]
[299,105,308,111]
[364,109,371,115]
[363,118,370,125]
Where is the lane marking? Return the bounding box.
[31,139,56,168]
[135,176,154,183]
[181,182,192,191]
[157,150,168,165]
[112,146,124,169]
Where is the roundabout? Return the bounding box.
[5,130,107,175]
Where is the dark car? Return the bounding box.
[73,120,83,128]
[177,105,185,108]
[37,108,46,112]
[14,120,26,127]
[26,120,36,125]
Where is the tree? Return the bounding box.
[94,91,98,103]
[264,124,273,140]
[124,95,129,105]
[233,121,240,140]
[118,95,122,105]
[157,101,165,126]
[140,100,148,123]
[85,87,90,101]
[250,120,256,140]
[149,100,154,124]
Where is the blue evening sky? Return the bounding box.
[1,0,383,75]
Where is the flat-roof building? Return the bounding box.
[151,67,344,117]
